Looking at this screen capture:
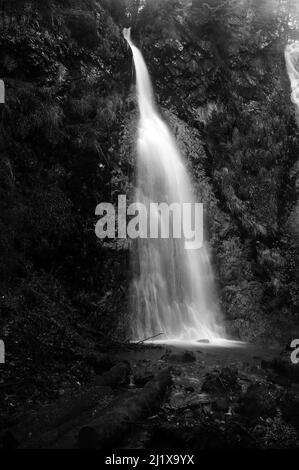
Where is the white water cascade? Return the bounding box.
[124,28,224,342]
[285,43,299,121]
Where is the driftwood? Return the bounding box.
[136,333,164,345]
[2,362,130,449]
[77,367,172,449]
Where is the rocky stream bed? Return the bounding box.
[1,341,299,450]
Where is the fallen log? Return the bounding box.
[2,362,130,449]
[77,367,172,449]
[19,385,112,450]
[94,361,130,387]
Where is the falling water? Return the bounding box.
[124,29,224,342]
[285,43,299,122]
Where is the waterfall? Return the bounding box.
[124,28,224,342]
[285,43,299,122]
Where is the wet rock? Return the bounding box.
[197,339,210,344]
[182,351,196,363]
[162,350,196,364]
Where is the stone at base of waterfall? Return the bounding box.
[162,350,196,364]
[197,339,210,344]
